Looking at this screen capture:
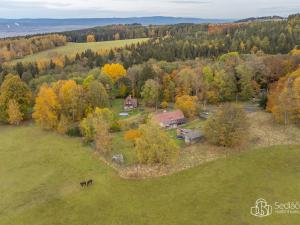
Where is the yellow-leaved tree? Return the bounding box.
[33,84,60,129]
[7,99,23,125]
[175,95,198,118]
[86,34,96,42]
[80,107,114,142]
[56,80,85,122]
[0,74,32,123]
[101,63,126,83]
[135,121,179,165]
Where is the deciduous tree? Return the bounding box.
[7,99,23,125]
[204,103,248,147]
[135,121,179,164]
[141,79,160,108]
[80,107,114,142]
[0,74,32,122]
[86,81,109,109]
[33,84,60,129]
[101,63,126,83]
[86,34,96,42]
[95,121,112,154]
[175,95,198,118]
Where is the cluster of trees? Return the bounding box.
[80,107,114,154]
[121,53,300,116]
[0,49,114,85]
[62,23,208,42]
[33,78,109,133]
[0,34,66,63]
[31,63,126,131]
[267,68,300,125]
[0,41,134,83]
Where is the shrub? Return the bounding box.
[110,122,121,133]
[161,101,169,109]
[66,126,82,137]
[95,122,112,155]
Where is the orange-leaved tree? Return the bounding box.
[267,68,300,125]
[124,129,142,145]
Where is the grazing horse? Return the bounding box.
[80,181,87,187]
[87,179,93,186]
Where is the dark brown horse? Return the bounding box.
[80,181,87,187]
[87,179,93,186]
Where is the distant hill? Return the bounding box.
[0,17,233,38]
[235,16,285,23]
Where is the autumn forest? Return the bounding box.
[1,12,300,225]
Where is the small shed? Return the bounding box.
[124,95,138,111]
[199,111,210,119]
[184,130,203,144]
[177,128,203,144]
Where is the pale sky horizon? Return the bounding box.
[0,0,299,19]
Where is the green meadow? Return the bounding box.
[11,38,149,64]
[0,124,299,225]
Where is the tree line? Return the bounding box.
[62,23,208,42]
[2,51,300,125]
[0,34,66,63]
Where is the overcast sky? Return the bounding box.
[0,0,299,19]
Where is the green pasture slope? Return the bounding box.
[0,125,299,225]
[11,38,149,64]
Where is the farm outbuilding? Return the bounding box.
[154,110,186,128]
[177,128,203,144]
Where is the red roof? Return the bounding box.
[154,110,185,124]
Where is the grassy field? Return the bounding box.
[11,38,149,64]
[0,124,299,225]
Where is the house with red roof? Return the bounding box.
[153,110,186,128]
